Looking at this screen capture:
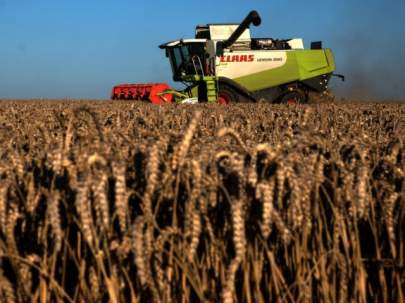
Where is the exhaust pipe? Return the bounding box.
[222,10,262,49]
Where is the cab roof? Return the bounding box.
[159,39,207,49]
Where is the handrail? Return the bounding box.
[191,55,205,77]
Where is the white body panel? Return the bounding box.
[215,51,288,79]
[209,25,251,42]
[287,38,304,49]
[181,97,199,104]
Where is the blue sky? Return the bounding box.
[0,0,404,99]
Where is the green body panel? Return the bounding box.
[181,75,218,102]
[205,78,218,102]
[188,85,199,98]
[233,49,335,92]
[178,49,335,102]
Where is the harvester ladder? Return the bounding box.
[192,56,205,77]
[205,77,218,103]
[182,74,218,103]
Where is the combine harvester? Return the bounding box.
[111,11,343,104]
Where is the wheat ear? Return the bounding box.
[93,171,110,232]
[356,165,369,219]
[89,266,101,302]
[222,199,246,303]
[47,190,63,253]
[187,160,202,262]
[132,217,160,302]
[113,163,128,234]
[385,191,398,258]
[75,179,94,246]
[256,180,275,239]
[171,110,202,171]
[217,127,248,152]
[0,272,16,303]
[0,181,8,235]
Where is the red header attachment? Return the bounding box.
[111,83,173,104]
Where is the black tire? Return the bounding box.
[280,88,308,104]
[218,85,240,104]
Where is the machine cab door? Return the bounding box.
[160,40,208,81]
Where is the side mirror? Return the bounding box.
[216,42,225,57]
[311,41,322,50]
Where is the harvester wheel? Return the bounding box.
[280,88,307,105]
[218,85,239,104]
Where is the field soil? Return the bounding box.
[0,101,404,302]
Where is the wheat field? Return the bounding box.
[0,101,403,302]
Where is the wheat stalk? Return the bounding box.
[25,174,41,214]
[89,265,101,302]
[0,181,8,235]
[217,127,248,152]
[171,110,202,171]
[143,140,161,223]
[256,180,275,239]
[385,191,398,258]
[222,198,246,303]
[132,216,149,286]
[153,227,180,296]
[276,163,286,208]
[113,163,128,234]
[92,171,110,232]
[286,165,303,230]
[355,164,369,219]
[337,253,348,303]
[272,208,292,244]
[75,178,94,246]
[10,149,24,179]
[300,178,313,231]
[5,202,19,253]
[47,190,63,253]
[186,160,203,262]
[0,271,16,303]
[247,148,258,187]
[132,216,160,302]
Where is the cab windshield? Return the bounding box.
[168,43,205,81]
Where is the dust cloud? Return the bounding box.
[331,2,405,100]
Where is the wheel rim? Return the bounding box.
[218,93,231,105]
[286,97,298,105]
[282,91,305,105]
